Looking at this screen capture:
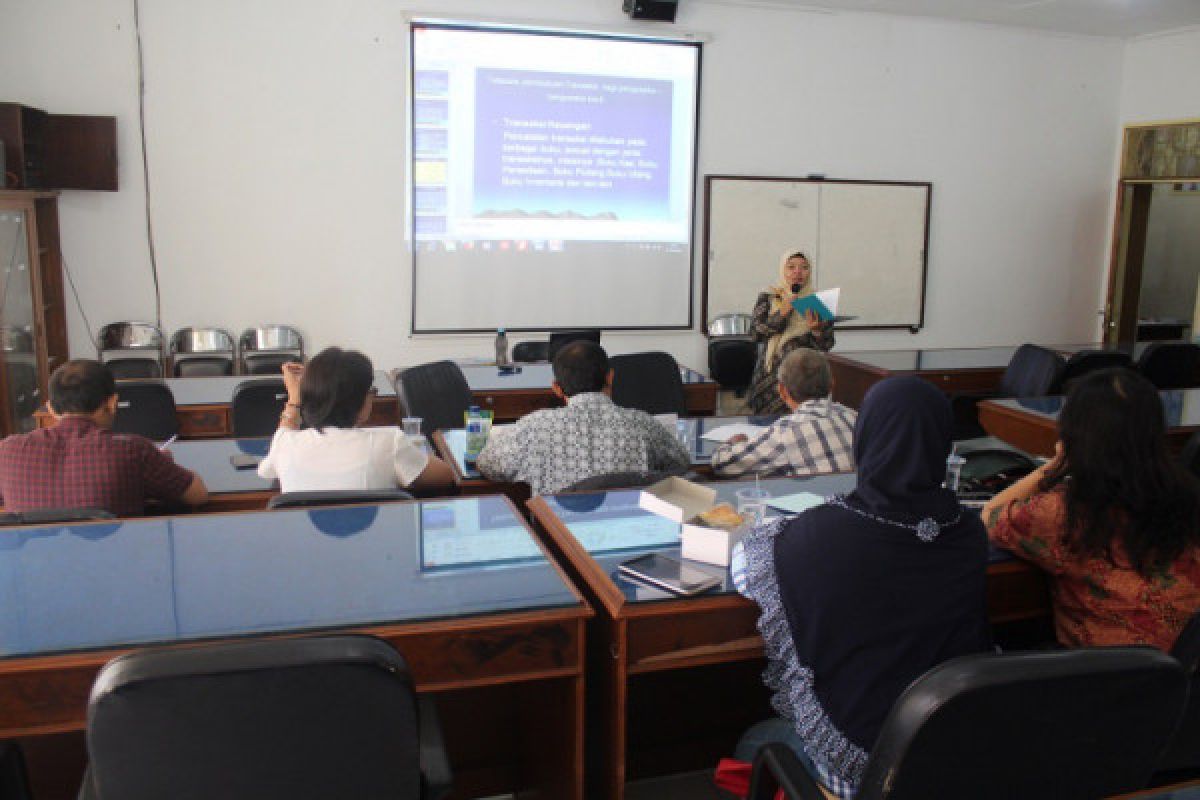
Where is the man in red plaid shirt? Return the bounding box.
[0,360,207,516]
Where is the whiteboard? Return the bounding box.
[702,177,931,330]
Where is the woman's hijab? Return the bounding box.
[847,375,961,523]
[769,249,814,301]
[764,250,816,369]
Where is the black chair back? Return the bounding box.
[0,508,115,527]
[231,379,288,438]
[565,469,683,492]
[267,490,414,510]
[82,635,447,800]
[394,361,473,438]
[105,357,163,379]
[861,648,1186,799]
[548,329,601,361]
[610,351,687,415]
[1137,342,1200,389]
[708,338,757,392]
[242,352,298,375]
[512,341,549,363]
[1155,611,1200,775]
[1180,432,1200,480]
[0,742,31,800]
[173,356,234,377]
[998,344,1065,397]
[751,647,1187,800]
[1051,350,1133,394]
[112,381,178,441]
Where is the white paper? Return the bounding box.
[766,492,826,515]
[816,287,840,315]
[700,423,766,443]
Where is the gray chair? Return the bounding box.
[97,322,164,379]
[1050,350,1134,394]
[170,327,235,377]
[239,325,304,375]
[395,361,473,437]
[79,635,451,800]
[748,647,1186,800]
[231,378,288,437]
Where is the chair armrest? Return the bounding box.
[749,743,827,800]
[417,694,453,800]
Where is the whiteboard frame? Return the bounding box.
[701,175,933,333]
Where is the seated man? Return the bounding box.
[476,341,690,494]
[0,360,208,516]
[710,349,855,478]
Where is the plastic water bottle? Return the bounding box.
[465,406,486,463]
[495,328,509,367]
[944,451,966,492]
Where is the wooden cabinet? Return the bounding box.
[0,191,68,435]
[0,104,117,191]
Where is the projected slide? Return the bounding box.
[410,23,700,332]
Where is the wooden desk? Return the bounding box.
[33,371,398,439]
[979,390,1200,457]
[444,363,719,422]
[0,498,591,800]
[828,348,1017,408]
[527,475,1048,800]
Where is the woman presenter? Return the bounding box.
[747,250,835,414]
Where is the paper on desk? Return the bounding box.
[700,424,766,443]
[766,492,826,515]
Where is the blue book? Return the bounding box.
[790,287,840,322]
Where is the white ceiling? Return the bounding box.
[700,0,1200,38]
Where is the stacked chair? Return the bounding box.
[170,328,236,377]
[97,322,164,379]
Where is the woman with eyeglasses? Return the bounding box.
[747,250,835,415]
[258,347,456,494]
[984,367,1200,650]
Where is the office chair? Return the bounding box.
[512,341,549,363]
[1179,432,1200,480]
[1151,611,1200,781]
[547,329,601,361]
[240,325,304,375]
[1137,342,1200,389]
[0,508,115,527]
[565,469,684,492]
[747,648,1186,800]
[112,381,178,441]
[267,489,414,509]
[610,351,688,415]
[231,378,289,437]
[395,361,473,438]
[952,344,1065,439]
[80,635,452,800]
[1050,349,1133,394]
[0,743,31,800]
[708,338,757,395]
[98,322,164,379]
[170,327,235,377]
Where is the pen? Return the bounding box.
[159,434,178,451]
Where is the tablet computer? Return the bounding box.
[617,553,721,596]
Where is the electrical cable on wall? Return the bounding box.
[133,0,163,332]
[61,254,96,356]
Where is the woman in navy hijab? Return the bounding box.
[733,376,991,797]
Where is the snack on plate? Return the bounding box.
[695,503,744,529]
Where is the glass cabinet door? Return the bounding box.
[0,207,40,434]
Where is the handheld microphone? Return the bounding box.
[791,283,802,294]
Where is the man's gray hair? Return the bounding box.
[777,349,831,401]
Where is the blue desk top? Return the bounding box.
[540,474,1015,605]
[442,415,781,479]
[0,497,580,659]
[125,371,395,407]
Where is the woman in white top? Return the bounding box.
[258,347,456,494]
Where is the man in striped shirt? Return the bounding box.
[711,349,855,478]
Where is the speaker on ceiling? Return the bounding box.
[622,0,678,22]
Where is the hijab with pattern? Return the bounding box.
[844,375,961,525]
[763,249,816,372]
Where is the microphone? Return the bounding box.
[791,284,802,294]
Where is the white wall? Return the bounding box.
[0,0,1125,373]
[1120,27,1200,124]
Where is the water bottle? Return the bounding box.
[943,452,966,492]
[465,406,486,463]
[495,327,510,367]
